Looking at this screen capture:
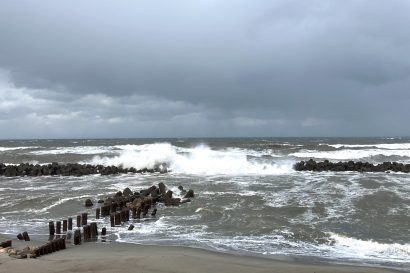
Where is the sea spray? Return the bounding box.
[89,143,294,175]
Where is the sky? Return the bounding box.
[1,0,410,138]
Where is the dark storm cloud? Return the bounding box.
[0,0,410,138]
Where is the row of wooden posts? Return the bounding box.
[48,212,104,245]
[47,203,157,245]
[32,238,66,257]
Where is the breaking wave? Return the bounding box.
[328,233,410,263]
[89,143,293,175]
[31,146,117,155]
[291,149,410,160]
[327,143,410,150]
[0,146,40,152]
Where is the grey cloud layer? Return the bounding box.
[1,0,410,137]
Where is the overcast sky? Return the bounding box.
[1,0,410,138]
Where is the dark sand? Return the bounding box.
[0,236,405,273]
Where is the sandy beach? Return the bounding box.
[0,236,405,273]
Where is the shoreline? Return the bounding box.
[1,236,407,273]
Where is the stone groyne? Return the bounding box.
[0,162,168,177]
[294,159,410,173]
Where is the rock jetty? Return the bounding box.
[0,162,168,177]
[294,159,410,173]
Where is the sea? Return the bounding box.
[0,138,409,271]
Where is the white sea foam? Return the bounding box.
[328,143,410,149]
[31,146,117,155]
[329,233,410,263]
[0,146,40,152]
[291,149,410,160]
[26,195,91,213]
[89,143,293,175]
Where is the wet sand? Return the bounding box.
[0,237,405,273]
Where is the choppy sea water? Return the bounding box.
[0,138,409,271]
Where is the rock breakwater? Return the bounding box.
[0,162,168,177]
[294,159,410,173]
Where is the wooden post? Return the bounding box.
[33,247,41,257]
[76,215,81,227]
[63,219,68,232]
[51,241,56,252]
[90,223,95,238]
[39,246,44,256]
[81,213,88,226]
[56,221,61,235]
[40,245,46,255]
[120,209,126,222]
[60,238,66,249]
[100,205,106,217]
[47,243,53,254]
[46,243,51,254]
[53,239,60,251]
[0,240,11,248]
[49,221,55,236]
[83,225,88,241]
[115,212,121,225]
[45,243,50,254]
[96,208,100,219]
[100,205,105,217]
[74,229,81,245]
[110,213,115,227]
[22,231,30,241]
[90,222,98,238]
[94,223,98,236]
[110,203,117,213]
[39,246,45,256]
[36,246,42,256]
[103,205,110,216]
[68,217,73,230]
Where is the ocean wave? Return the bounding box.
[290,149,410,160]
[327,143,410,150]
[0,146,41,152]
[328,233,410,263]
[31,146,118,155]
[26,195,91,214]
[89,143,294,175]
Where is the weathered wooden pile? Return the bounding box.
[0,182,194,259]
[294,159,410,173]
[0,162,168,177]
[0,240,37,259]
